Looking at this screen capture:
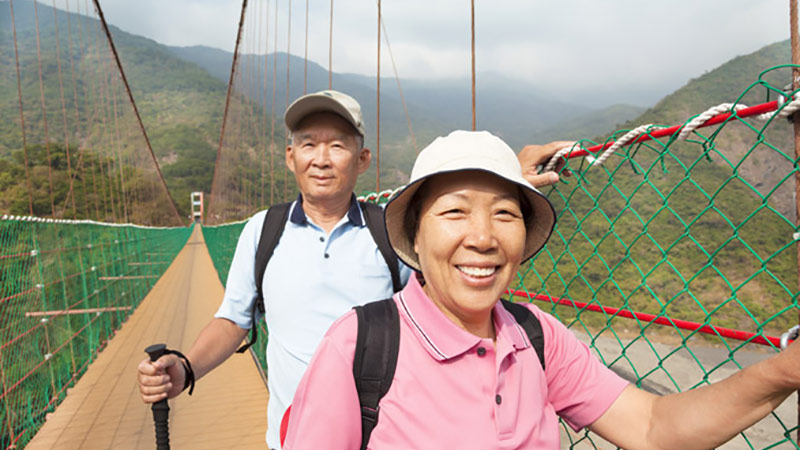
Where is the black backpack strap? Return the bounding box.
[353,298,400,450]
[236,202,292,354]
[501,299,546,370]
[360,202,403,293]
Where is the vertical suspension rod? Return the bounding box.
[792,0,800,443]
[208,0,249,221]
[33,0,57,217]
[91,0,184,225]
[284,0,292,201]
[270,0,278,205]
[8,0,34,215]
[379,11,417,154]
[51,0,78,218]
[376,0,381,192]
[304,0,309,94]
[470,0,476,131]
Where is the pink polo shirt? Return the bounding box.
[284,276,628,449]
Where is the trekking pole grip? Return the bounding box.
[145,343,171,450]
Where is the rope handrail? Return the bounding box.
[543,100,786,172]
[1,214,189,230]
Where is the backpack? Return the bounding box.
[351,297,546,450]
[235,201,404,354]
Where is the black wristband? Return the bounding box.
[164,349,195,396]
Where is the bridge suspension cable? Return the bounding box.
[8,0,35,215]
[284,0,291,202]
[376,0,381,192]
[304,0,309,94]
[93,0,184,224]
[470,0,476,131]
[328,0,333,89]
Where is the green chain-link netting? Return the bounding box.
[201,222,268,374]
[517,66,799,449]
[202,67,799,449]
[0,218,191,449]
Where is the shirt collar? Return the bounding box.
[396,275,529,362]
[289,193,365,227]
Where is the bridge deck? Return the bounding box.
[25,226,269,449]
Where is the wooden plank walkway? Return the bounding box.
[25,226,269,449]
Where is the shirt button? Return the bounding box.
[324,253,330,259]
[319,236,324,242]
[495,394,502,405]
[476,347,486,356]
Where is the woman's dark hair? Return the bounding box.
[518,186,533,225]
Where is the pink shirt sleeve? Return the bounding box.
[529,306,629,431]
[283,310,361,450]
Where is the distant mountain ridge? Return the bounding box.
[166,44,647,151]
[1,0,790,218]
[620,39,792,219]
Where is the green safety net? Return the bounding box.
[0,218,191,449]
[200,222,270,375]
[202,66,799,449]
[519,66,799,449]
[202,221,246,291]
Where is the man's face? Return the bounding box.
[286,112,370,204]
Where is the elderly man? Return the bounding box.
[137,90,566,449]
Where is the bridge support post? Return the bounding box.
[791,0,800,443]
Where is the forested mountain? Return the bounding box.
[0,0,225,218]
[528,39,795,338]
[0,0,790,221]
[621,39,793,220]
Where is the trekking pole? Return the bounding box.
[145,344,171,450]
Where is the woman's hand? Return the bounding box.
[517,141,575,187]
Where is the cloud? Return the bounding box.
[75,0,788,105]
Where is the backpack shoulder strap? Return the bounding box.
[500,299,546,370]
[360,202,403,293]
[352,298,400,450]
[235,202,292,353]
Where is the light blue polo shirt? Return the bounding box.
[214,194,412,449]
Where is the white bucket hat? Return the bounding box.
[384,130,556,272]
[284,90,366,137]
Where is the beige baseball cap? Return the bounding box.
[384,130,556,272]
[284,90,366,137]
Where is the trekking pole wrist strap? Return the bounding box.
[163,348,195,396]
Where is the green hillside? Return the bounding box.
[0,0,226,219]
[2,0,791,227]
[523,39,796,338]
[0,0,643,221]
[630,40,789,126]
[621,39,793,220]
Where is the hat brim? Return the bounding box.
[284,94,364,137]
[385,168,556,272]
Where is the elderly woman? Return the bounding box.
[282,130,800,450]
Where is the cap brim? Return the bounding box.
[284,94,363,136]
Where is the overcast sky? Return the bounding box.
[79,0,789,106]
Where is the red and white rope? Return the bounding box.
[542,93,800,173]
